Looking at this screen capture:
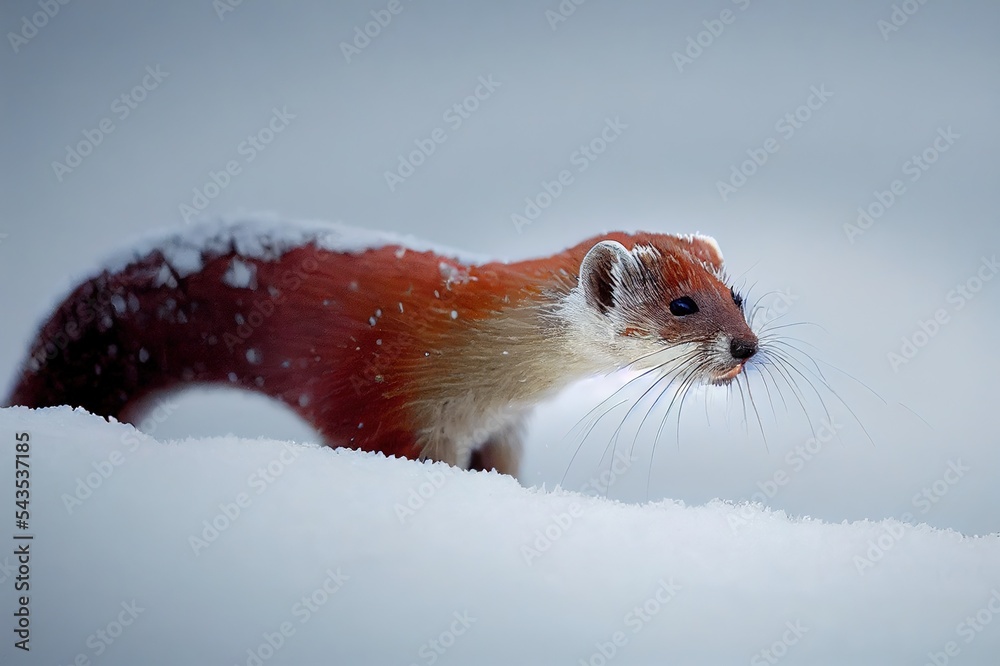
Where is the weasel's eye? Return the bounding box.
[669,296,699,316]
[730,287,744,309]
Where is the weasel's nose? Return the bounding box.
[730,338,757,360]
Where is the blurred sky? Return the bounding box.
[2,0,998,534]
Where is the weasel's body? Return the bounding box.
[6,218,758,476]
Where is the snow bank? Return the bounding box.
[1,406,998,666]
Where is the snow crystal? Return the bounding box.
[439,261,471,287]
[102,215,493,280]
[227,372,238,383]
[450,310,458,319]
[110,294,126,315]
[222,257,257,289]
[298,394,310,407]
[138,348,150,363]
[153,263,178,288]
[165,246,202,276]
[246,348,262,364]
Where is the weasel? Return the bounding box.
[5,218,758,476]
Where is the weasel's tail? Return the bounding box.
[5,242,353,436]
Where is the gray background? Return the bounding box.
[2,0,998,534]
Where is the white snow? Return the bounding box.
[222,257,258,289]
[1,405,998,665]
[102,214,493,280]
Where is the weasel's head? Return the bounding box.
[570,233,757,385]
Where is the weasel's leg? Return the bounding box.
[468,422,524,477]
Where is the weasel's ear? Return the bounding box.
[682,234,724,271]
[580,240,631,315]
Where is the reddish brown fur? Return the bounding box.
[6,230,734,465]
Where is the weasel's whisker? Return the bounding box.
[765,337,831,384]
[645,362,709,499]
[757,320,824,336]
[565,345,703,489]
[742,371,769,452]
[748,362,781,424]
[757,351,817,438]
[564,347,687,442]
[767,347,835,423]
[560,397,629,488]
[626,354,701,461]
[560,346,697,485]
[777,341,888,407]
[768,345,876,448]
[653,359,714,450]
